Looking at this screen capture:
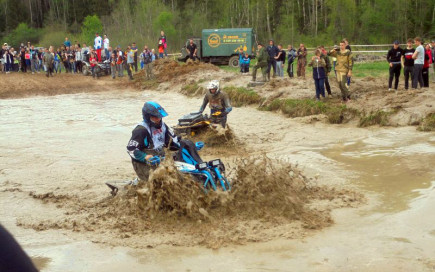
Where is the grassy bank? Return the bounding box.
[261,99,357,124]
[417,113,435,131]
[220,57,388,79]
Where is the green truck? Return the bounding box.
[178,28,257,67]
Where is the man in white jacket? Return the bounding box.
[94,33,103,62]
[103,35,110,60]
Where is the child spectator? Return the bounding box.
[238,48,244,71]
[139,49,145,70]
[116,46,124,77]
[89,52,97,78]
[158,40,164,59]
[308,49,327,101]
[240,52,250,73]
[151,49,156,61]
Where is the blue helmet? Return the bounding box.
[142,101,168,128]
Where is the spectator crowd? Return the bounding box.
[0,30,169,80]
[1,30,434,102]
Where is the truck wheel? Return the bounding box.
[228,56,239,68]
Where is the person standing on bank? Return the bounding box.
[297,43,307,78]
[287,44,297,78]
[320,45,332,97]
[43,48,54,77]
[274,44,286,77]
[328,40,353,102]
[252,43,268,82]
[422,43,432,87]
[411,37,425,89]
[308,49,327,101]
[159,31,168,57]
[103,35,110,60]
[402,39,415,90]
[387,40,404,91]
[94,33,103,62]
[266,40,279,80]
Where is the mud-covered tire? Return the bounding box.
[94,66,101,75]
[82,65,90,76]
[228,56,239,68]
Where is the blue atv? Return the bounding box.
[106,139,230,196]
[173,139,231,192]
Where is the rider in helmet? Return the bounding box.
[126,101,180,181]
[198,80,232,128]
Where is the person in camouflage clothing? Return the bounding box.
[297,43,307,78]
[328,41,353,102]
[319,45,332,96]
[252,43,268,82]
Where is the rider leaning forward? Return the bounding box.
[126,101,180,181]
[198,80,232,128]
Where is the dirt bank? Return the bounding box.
[0,73,123,99]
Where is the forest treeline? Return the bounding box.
[1,0,434,50]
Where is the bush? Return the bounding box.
[2,23,40,48]
[81,15,103,45]
[38,28,82,49]
[223,86,264,106]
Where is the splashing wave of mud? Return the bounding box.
[19,156,364,248]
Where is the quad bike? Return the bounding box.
[105,139,230,196]
[173,111,227,136]
[82,60,111,77]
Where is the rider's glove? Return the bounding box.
[147,156,161,166]
[225,107,233,114]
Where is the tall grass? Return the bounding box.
[261,99,357,124]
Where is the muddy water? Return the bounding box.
[322,133,435,213]
[1,90,435,271]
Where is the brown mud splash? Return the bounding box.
[18,157,364,248]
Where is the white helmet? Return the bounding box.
[207,80,220,95]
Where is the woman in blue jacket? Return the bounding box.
[308,49,327,100]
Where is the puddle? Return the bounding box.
[322,135,435,213]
